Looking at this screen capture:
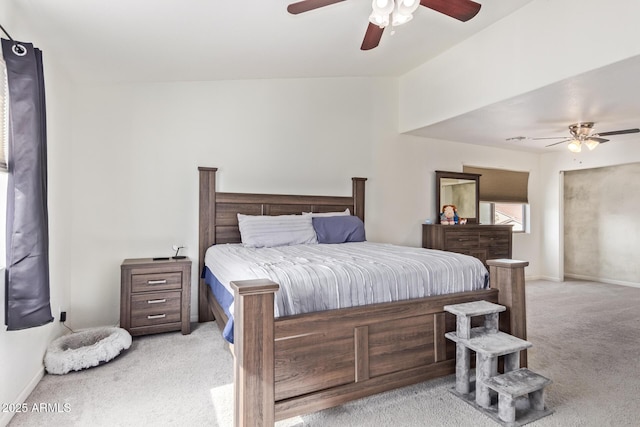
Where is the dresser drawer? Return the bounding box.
[479,231,511,247]
[131,271,182,293]
[422,224,513,268]
[130,291,181,328]
[444,231,479,250]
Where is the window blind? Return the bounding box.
[463,166,529,203]
[0,58,7,171]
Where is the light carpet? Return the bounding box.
[8,279,640,426]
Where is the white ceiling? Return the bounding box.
[408,55,640,153]
[7,0,640,153]
[11,0,533,82]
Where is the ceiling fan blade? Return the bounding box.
[545,139,571,148]
[420,0,482,22]
[593,128,640,137]
[287,0,345,14]
[361,23,385,51]
[588,137,609,143]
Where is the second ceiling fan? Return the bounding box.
[538,122,639,152]
[287,0,482,50]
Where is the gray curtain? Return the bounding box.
[2,38,52,330]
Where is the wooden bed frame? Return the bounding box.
[197,167,528,426]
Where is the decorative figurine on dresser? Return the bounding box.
[424,171,512,268]
[440,204,460,224]
[120,257,192,336]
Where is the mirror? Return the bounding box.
[436,171,481,224]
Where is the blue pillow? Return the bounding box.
[312,216,366,244]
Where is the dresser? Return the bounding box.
[422,224,512,267]
[120,258,191,336]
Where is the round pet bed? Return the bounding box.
[44,327,132,375]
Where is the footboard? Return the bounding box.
[231,260,528,427]
[272,288,499,420]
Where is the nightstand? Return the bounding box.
[120,257,191,336]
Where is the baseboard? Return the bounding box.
[528,275,563,282]
[0,367,44,427]
[564,273,640,289]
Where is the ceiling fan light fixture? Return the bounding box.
[372,0,393,11]
[392,11,413,26]
[370,0,394,23]
[567,139,582,153]
[585,139,600,150]
[369,11,390,27]
[370,0,419,28]
[393,0,420,26]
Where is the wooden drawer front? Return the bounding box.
[132,271,182,293]
[444,231,479,250]
[131,291,181,327]
[480,230,511,260]
[479,231,510,247]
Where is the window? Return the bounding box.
[464,166,530,233]
[480,202,528,232]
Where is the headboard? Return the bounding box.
[197,167,367,320]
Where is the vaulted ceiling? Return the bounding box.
[9,0,533,82]
[7,0,640,153]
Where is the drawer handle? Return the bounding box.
[147,299,166,304]
[147,314,166,320]
[147,279,167,285]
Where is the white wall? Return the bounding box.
[67,76,544,330]
[362,67,542,275]
[368,133,541,276]
[0,3,73,425]
[68,77,378,328]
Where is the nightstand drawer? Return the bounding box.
[131,271,182,293]
[130,291,181,328]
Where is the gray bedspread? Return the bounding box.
[205,242,489,318]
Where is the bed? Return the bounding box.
[197,167,528,426]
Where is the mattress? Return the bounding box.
[204,241,489,343]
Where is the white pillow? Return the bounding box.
[237,214,318,248]
[303,208,351,217]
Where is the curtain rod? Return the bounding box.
[0,24,15,42]
[0,24,27,55]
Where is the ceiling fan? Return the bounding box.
[287,0,482,50]
[509,122,640,153]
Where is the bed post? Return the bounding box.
[198,167,218,322]
[230,279,279,427]
[352,177,367,222]
[486,259,529,367]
